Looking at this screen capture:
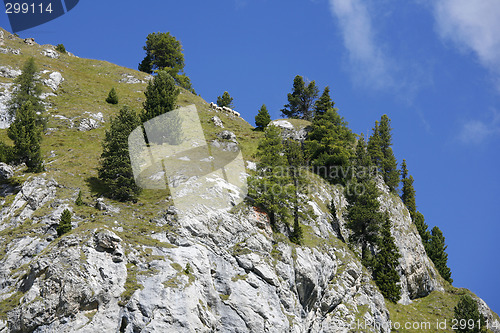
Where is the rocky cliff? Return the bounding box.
[0,27,498,332]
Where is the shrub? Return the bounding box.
[55,44,66,53]
[57,209,72,236]
[75,190,84,206]
[106,87,119,104]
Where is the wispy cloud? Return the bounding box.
[328,0,394,89]
[458,111,500,144]
[432,0,500,89]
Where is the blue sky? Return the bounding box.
[1,0,499,313]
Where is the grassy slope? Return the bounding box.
[0,27,498,327]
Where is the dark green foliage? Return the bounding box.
[352,136,374,183]
[453,295,488,333]
[306,108,354,185]
[314,86,335,116]
[75,190,84,206]
[57,209,72,236]
[138,32,194,91]
[184,262,191,274]
[345,179,384,262]
[98,106,142,202]
[400,159,416,219]
[7,102,43,172]
[284,138,305,244]
[217,91,234,108]
[255,104,271,130]
[414,211,430,243]
[55,44,66,53]
[281,75,319,120]
[106,87,119,104]
[373,216,401,303]
[141,71,179,123]
[248,126,291,226]
[0,142,14,163]
[428,226,453,283]
[368,115,399,192]
[8,57,44,119]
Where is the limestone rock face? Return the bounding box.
[43,71,64,91]
[269,119,310,142]
[0,163,13,180]
[0,66,21,79]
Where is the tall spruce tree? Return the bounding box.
[367,121,383,169]
[248,125,291,226]
[453,295,488,333]
[379,115,399,192]
[414,211,431,244]
[141,70,179,122]
[284,138,305,244]
[353,136,374,183]
[8,57,44,119]
[306,108,354,185]
[373,215,401,303]
[314,86,335,116]
[345,179,384,262]
[428,226,453,283]
[7,101,43,172]
[281,75,319,120]
[255,104,271,130]
[401,159,416,219]
[217,91,234,108]
[98,106,142,202]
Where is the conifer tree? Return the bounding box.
[373,215,401,303]
[141,70,179,122]
[353,136,374,183]
[75,190,84,206]
[367,121,383,169]
[7,101,43,172]
[255,104,271,130]
[401,159,416,219]
[217,91,234,108]
[345,179,384,262]
[453,295,488,333]
[248,125,290,226]
[106,87,119,104]
[8,57,44,119]
[284,138,305,244]
[428,226,453,283]
[414,211,431,244]
[314,86,335,116]
[281,75,319,120]
[57,209,72,236]
[98,106,142,202]
[306,108,354,184]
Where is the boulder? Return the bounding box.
[23,38,35,45]
[43,72,64,91]
[78,112,104,131]
[0,163,13,180]
[211,115,224,128]
[217,130,237,142]
[41,49,59,59]
[0,66,21,78]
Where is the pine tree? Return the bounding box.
[453,295,488,333]
[281,75,319,120]
[400,159,416,219]
[367,121,383,169]
[98,106,142,202]
[345,179,384,262]
[314,86,335,116]
[414,211,430,244]
[379,115,399,192]
[8,57,44,120]
[373,215,401,303]
[428,226,453,283]
[141,70,179,122]
[306,108,354,185]
[216,91,234,108]
[353,135,374,183]
[57,209,72,236]
[75,190,84,206]
[255,104,271,130]
[55,44,66,53]
[7,101,43,172]
[248,125,291,226]
[284,138,305,244]
[106,87,119,104]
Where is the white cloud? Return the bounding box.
[328,0,393,89]
[432,0,500,87]
[459,111,500,144]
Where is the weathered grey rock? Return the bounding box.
[95,197,120,213]
[119,74,145,84]
[78,112,104,131]
[23,38,35,45]
[0,163,13,180]
[0,66,21,78]
[211,115,224,128]
[269,119,310,142]
[43,71,64,91]
[0,83,13,129]
[41,48,59,59]
[217,130,237,142]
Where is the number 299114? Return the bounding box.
[5,2,54,14]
